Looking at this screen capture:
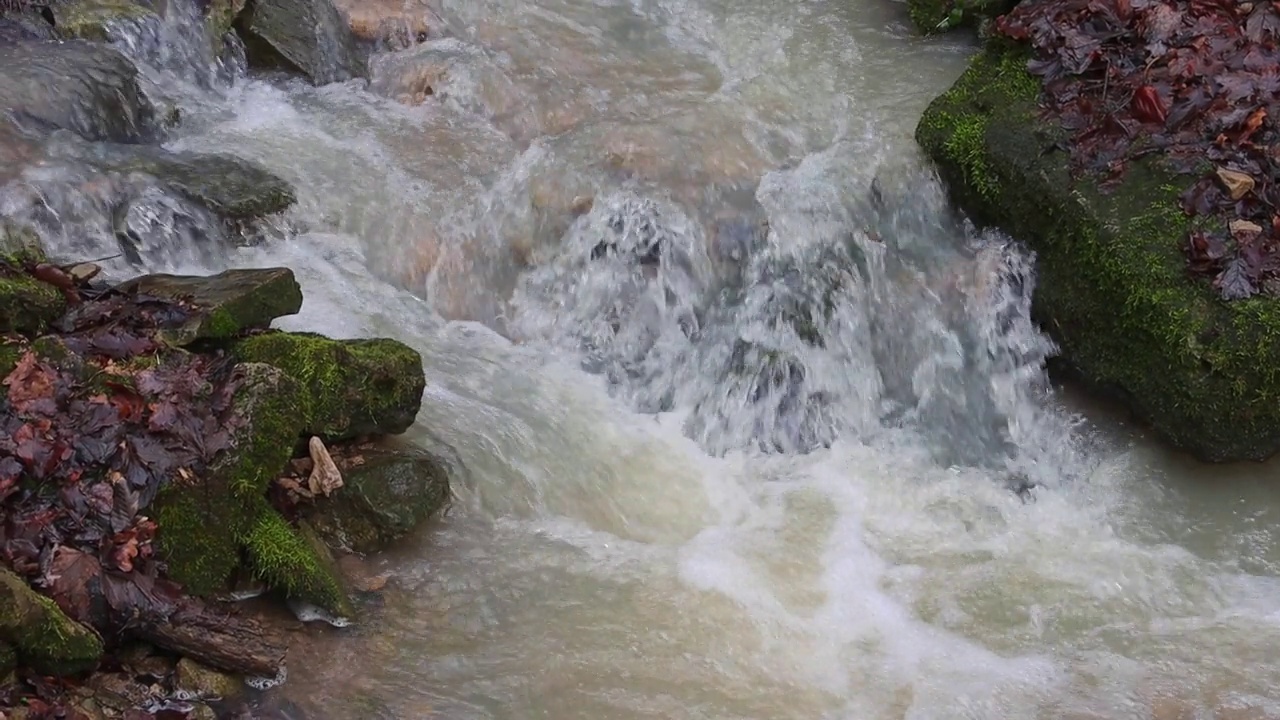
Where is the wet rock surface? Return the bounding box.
[303,446,451,554]
[235,0,366,84]
[0,41,159,144]
[60,139,298,221]
[51,0,158,41]
[113,267,303,345]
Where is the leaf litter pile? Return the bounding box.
[995,0,1280,300]
[1,265,251,719]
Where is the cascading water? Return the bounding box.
[5,0,1280,717]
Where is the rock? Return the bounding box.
[64,140,297,221]
[205,0,248,46]
[0,567,104,676]
[113,267,304,346]
[175,657,245,701]
[228,331,425,441]
[915,46,1280,462]
[51,0,156,41]
[146,364,296,590]
[368,39,530,130]
[0,224,67,337]
[234,0,366,85]
[331,0,441,49]
[85,672,155,711]
[67,696,108,720]
[0,41,158,143]
[0,7,60,42]
[189,703,219,720]
[307,447,450,553]
[149,360,350,616]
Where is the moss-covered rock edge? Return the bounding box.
[915,44,1280,462]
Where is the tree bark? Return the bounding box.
[137,599,286,678]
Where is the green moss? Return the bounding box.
[0,640,16,681]
[229,332,425,441]
[154,363,306,596]
[0,569,103,677]
[52,0,155,41]
[907,0,1017,34]
[916,44,1280,460]
[243,511,352,617]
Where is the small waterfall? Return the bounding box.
[511,153,1086,485]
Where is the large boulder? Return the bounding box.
[0,567,104,676]
[228,331,425,441]
[234,0,366,84]
[152,362,352,618]
[112,267,303,346]
[60,139,297,221]
[915,46,1280,462]
[307,447,450,553]
[0,41,159,143]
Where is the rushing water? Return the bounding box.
[6,0,1280,717]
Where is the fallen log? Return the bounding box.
[137,598,286,679]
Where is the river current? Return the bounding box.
[5,0,1280,717]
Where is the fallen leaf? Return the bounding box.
[1230,219,1264,238]
[1216,167,1256,200]
[307,436,344,497]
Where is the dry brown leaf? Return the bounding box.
[1216,167,1255,200]
[307,436,344,497]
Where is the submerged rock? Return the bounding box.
[332,0,441,50]
[307,447,451,553]
[51,0,157,41]
[229,331,425,441]
[0,567,104,676]
[0,8,59,43]
[915,46,1280,462]
[368,38,530,130]
[0,41,158,143]
[234,0,366,84]
[175,657,245,701]
[64,140,298,221]
[113,267,303,346]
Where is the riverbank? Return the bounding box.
[0,223,449,718]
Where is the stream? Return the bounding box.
[6,0,1280,717]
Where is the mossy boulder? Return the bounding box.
[0,568,103,676]
[308,448,451,553]
[229,331,425,441]
[51,0,156,41]
[916,45,1280,461]
[906,0,1016,35]
[114,267,303,346]
[153,362,305,596]
[0,225,66,337]
[153,362,352,616]
[205,0,247,47]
